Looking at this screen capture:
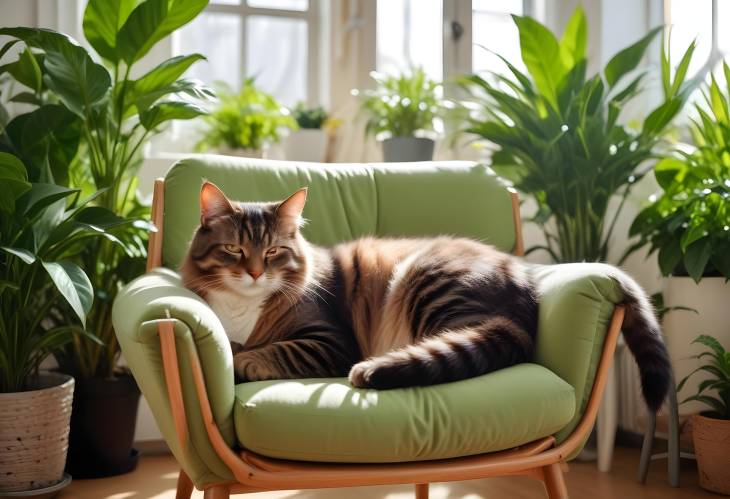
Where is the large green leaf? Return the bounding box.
[139,100,206,130]
[512,14,566,109]
[642,97,682,135]
[15,183,79,218]
[0,246,37,265]
[0,28,111,117]
[133,78,213,112]
[604,26,662,88]
[41,260,93,326]
[117,0,208,64]
[0,152,31,213]
[82,0,139,62]
[0,48,42,93]
[683,238,713,282]
[132,54,205,97]
[559,6,587,67]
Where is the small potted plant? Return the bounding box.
[285,102,330,162]
[357,67,442,162]
[677,335,730,494]
[0,152,119,495]
[629,64,730,414]
[197,78,296,158]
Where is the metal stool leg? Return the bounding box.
[637,410,656,484]
[667,372,680,487]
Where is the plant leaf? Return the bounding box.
[41,260,93,326]
[117,0,208,64]
[559,6,587,66]
[131,53,206,98]
[0,246,37,264]
[693,335,726,357]
[683,238,713,282]
[0,151,31,213]
[139,100,206,130]
[82,0,138,62]
[15,183,79,218]
[604,26,662,88]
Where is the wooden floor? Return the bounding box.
[58,447,711,499]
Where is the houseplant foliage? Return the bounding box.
[629,64,730,282]
[358,67,442,162]
[196,78,295,154]
[0,149,121,492]
[0,0,212,477]
[292,102,328,129]
[460,7,697,262]
[677,334,730,493]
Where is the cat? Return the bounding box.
[181,181,671,411]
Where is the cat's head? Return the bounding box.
[181,181,310,298]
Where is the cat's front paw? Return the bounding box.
[348,360,377,388]
[234,353,269,382]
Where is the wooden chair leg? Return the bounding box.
[542,462,568,499]
[203,484,230,499]
[176,469,193,499]
[415,483,429,499]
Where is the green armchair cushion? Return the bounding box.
[233,364,575,463]
[162,156,517,268]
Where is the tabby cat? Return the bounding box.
[182,182,671,411]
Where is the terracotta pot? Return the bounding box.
[692,413,730,495]
[0,372,74,493]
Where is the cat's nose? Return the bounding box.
[247,269,263,280]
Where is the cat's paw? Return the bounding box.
[234,353,267,381]
[348,360,377,388]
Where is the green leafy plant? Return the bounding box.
[628,63,730,282]
[460,8,697,263]
[677,335,730,419]
[292,102,328,129]
[358,67,442,139]
[196,79,296,152]
[0,151,122,392]
[0,0,212,379]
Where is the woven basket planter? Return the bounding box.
[0,372,74,493]
[692,413,730,495]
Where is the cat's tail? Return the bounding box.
[348,316,534,391]
[607,267,671,412]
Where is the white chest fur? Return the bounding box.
[206,289,267,345]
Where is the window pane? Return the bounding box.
[472,1,524,74]
[376,0,443,81]
[211,0,240,4]
[667,0,712,77]
[176,13,241,88]
[246,16,307,105]
[247,0,308,11]
[717,0,730,54]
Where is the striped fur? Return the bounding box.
[182,183,671,412]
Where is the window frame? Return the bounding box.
[664,0,723,79]
[180,0,322,105]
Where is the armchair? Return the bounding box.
[113,156,628,499]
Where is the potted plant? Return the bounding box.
[0,151,120,494]
[628,64,730,416]
[358,67,442,162]
[0,0,213,478]
[196,78,296,158]
[285,102,329,162]
[677,335,730,494]
[459,7,697,263]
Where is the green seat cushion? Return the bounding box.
[233,363,575,463]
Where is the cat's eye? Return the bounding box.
[265,247,280,257]
[223,244,242,254]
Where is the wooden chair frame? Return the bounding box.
[145,178,625,499]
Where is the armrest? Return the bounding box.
[112,267,235,487]
[528,263,625,445]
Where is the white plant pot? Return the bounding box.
[382,137,435,162]
[663,276,730,415]
[217,146,265,159]
[284,129,328,162]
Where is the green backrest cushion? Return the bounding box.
[162,156,516,268]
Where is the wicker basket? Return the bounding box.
[692,413,730,495]
[0,372,75,493]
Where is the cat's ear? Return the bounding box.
[200,182,234,225]
[276,187,308,221]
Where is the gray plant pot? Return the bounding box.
[382,137,435,162]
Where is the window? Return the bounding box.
[374,0,541,82]
[665,0,726,78]
[175,0,320,106]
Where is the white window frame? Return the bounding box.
[664,0,724,78]
[178,0,323,105]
